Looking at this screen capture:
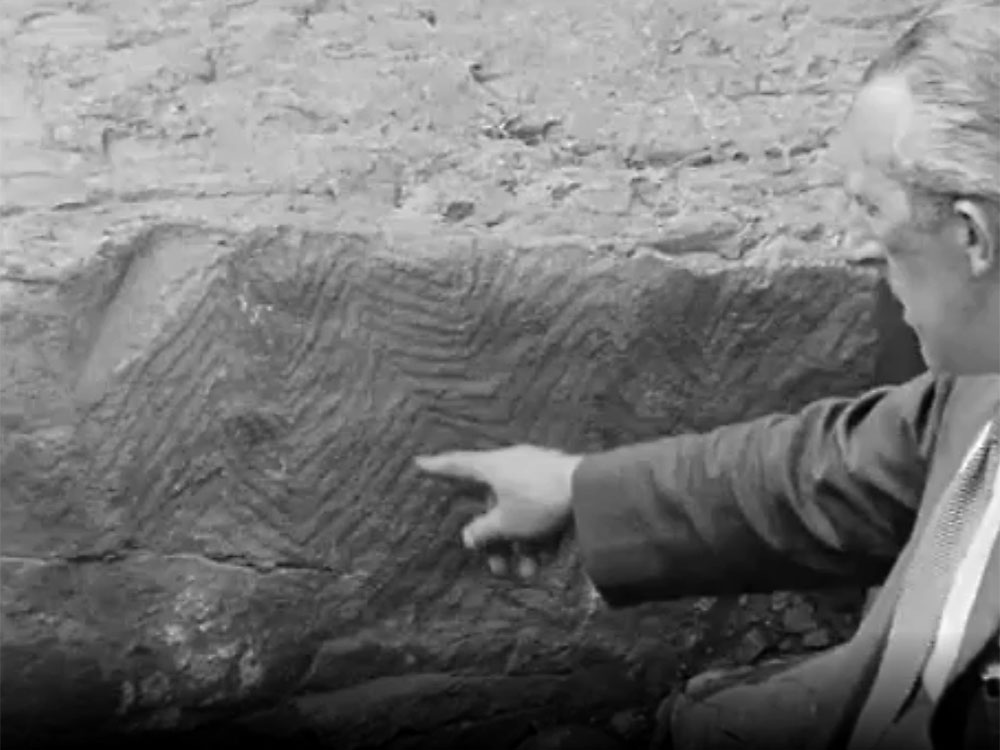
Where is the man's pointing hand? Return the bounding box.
[414,445,582,576]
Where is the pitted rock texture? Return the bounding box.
[1,0,927,270]
[3,225,881,747]
[0,0,926,747]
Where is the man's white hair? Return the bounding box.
[863,0,999,206]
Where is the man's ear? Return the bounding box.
[954,198,999,277]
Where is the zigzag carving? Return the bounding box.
[11,227,875,629]
[0,226,884,735]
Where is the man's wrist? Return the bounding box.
[562,454,605,608]
[561,453,585,513]
[563,454,585,523]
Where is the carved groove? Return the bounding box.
[2,226,881,735]
[37,228,876,619]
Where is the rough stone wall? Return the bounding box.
[0,1,926,748]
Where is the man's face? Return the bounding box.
[834,74,998,374]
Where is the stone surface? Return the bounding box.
[0,0,929,747]
[1,0,928,272]
[3,225,882,746]
[241,673,640,750]
[514,724,627,750]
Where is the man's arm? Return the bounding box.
[571,372,954,606]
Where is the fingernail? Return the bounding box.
[461,527,476,549]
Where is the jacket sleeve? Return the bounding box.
[570,372,953,606]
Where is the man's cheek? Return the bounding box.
[883,262,908,307]
[890,282,922,331]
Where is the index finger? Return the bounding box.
[414,451,491,482]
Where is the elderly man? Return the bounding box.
[416,1,1000,748]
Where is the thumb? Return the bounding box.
[461,508,508,549]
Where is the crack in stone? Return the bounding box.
[0,551,336,574]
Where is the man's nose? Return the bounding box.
[838,206,886,267]
[843,237,887,267]
[836,221,886,266]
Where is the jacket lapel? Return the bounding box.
[936,395,1000,687]
[941,530,1000,689]
[842,539,916,749]
[826,533,913,749]
[849,471,1000,749]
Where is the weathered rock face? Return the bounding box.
[0,0,927,747]
[5,225,883,745]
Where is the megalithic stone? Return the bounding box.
[1,225,884,746]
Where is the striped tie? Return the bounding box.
[849,416,1000,749]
